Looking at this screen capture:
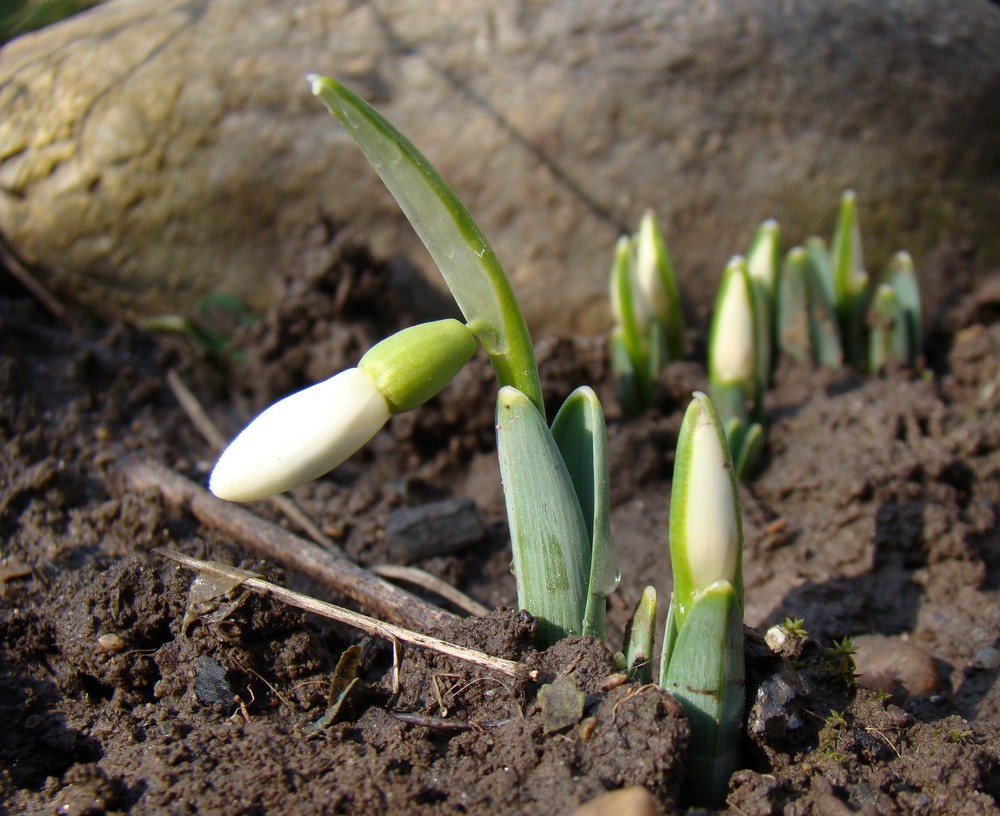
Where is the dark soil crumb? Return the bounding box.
[1,241,999,814]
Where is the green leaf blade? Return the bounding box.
[496,386,589,647]
[662,580,745,807]
[310,75,542,413]
[550,386,618,639]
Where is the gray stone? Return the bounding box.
[385,498,485,562]
[2,0,999,335]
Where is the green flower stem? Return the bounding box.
[310,75,543,415]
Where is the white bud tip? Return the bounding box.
[209,367,390,502]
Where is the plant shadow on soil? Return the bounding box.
[1,230,999,815]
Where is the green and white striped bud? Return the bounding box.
[668,392,744,624]
[709,257,757,391]
[210,319,476,502]
[661,392,745,807]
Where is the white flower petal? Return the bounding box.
[209,367,390,502]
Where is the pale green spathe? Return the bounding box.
[359,319,477,414]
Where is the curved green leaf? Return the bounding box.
[310,75,542,413]
[550,386,617,639]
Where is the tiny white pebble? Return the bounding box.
[764,625,788,652]
[974,645,1000,670]
[97,633,126,653]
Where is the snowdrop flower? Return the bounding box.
[210,319,476,502]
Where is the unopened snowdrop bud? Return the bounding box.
[668,392,743,624]
[209,367,391,502]
[709,257,757,388]
[635,209,674,320]
[358,319,477,413]
[209,319,477,503]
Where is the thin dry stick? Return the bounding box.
[373,564,491,617]
[121,455,458,632]
[0,244,68,320]
[165,368,338,552]
[156,548,526,680]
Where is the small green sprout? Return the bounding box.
[708,256,765,479]
[830,190,870,366]
[781,617,808,639]
[777,244,843,368]
[746,219,781,390]
[868,251,922,372]
[609,211,685,415]
[623,586,657,684]
[823,636,859,687]
[659,391,745,807]
[777,191,922,374]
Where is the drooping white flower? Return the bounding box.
[209,367,390,502]
[209,319,477,503]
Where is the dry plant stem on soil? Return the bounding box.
[120,455,458,631]
[372,564,491,617]
[156,548,525,680]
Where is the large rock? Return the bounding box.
[2,0,999,334]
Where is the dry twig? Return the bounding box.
[372,564,491,617]
[156,548,526,681]
[121,455,458,632]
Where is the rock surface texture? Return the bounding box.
[1,0,999,333]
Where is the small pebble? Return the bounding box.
[853,635,943,702]
[569,786,658,816]
[385,499,485,562]
[97,633,126,653]
[973,645,1000,670]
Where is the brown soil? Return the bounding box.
[1,230,998,815]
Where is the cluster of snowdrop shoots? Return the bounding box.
[206,75,926,808]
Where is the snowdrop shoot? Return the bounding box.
[660,392,745,807]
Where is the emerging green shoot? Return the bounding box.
[623,586,657,683]
[708,257,765,478]
[777,246,843,368]
[830,190,870,366]
[609,211,685,415]
[775,192,922,374]
[660,392,745,807]
[746,219,780,390]
[868,251,922,373]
